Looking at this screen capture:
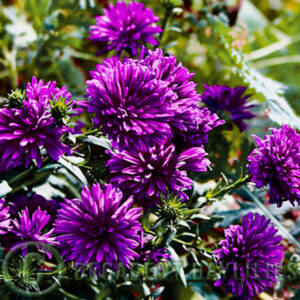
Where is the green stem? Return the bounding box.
[158,2,174,44]
[242,186,300,252]
[206,175,250,199]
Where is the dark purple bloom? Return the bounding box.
[213,212,284,300]
[89,1,162,56]
[0,98,70,171]
[201,84,255,131]
[54,183,142,274]
[83,49,223,148]
[0,198,11,235]
[8,192,59,223]
[83,58,176,146]
[247,125,300,207]
[12,207,57,246]
[139,234,171,264]
[107,140,210,208]
[178,107,225,147]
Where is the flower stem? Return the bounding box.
[158,1,174,44]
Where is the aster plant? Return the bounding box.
[247,124,300,207]
[107,140,210,208]
[0,1,299,298]
[201,84,255,132]
[213,212,284,300]
[54,183,142,274]
[89,1,162,56]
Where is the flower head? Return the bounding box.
[213,212,284,300]
[107,140,210,208]
[0,198,11,235]
[247,125,300,207]
[83,49,223,148]
[89,1,162,56]
[26,76,71,105]
[83,58,176,146]
[54,183,142,273]
[0,98,70,171]
[12,207,57,246]
[201,84,255,131]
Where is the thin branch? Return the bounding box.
[249,55,300,69]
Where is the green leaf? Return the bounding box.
[58,157,88,186]
[167,246,187,287]
[0,181,12,197]
[82,135,112,150]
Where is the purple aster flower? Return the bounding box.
[247,125,300,207]
[0,98,70,171]
[89,1,162,56]
[83,59,176,146]
[83,49,223,148]
[8,192,59,223]
[138,234,171,264]
[201,84,255,132]
[213,212,284,300]
[54,183,142,274]
[178,107,225,147]
[0,198,11,235]
[26,76,71,105]
[26,76,83,130]
[107,140,210,208]
[12,207,57,246]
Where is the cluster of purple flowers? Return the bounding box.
[0,77,79,171]
[0,2,291,298]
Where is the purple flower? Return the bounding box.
[8,192,59,223]
[54,183,142,274]
[178,107,225,147]
[26,76,72,105]
[107,140,210,208]
[89,1,162,56]
[213,212,284,300]
[83,49,223,148]
[0,198,11,235]
[26,76,83,130]
[12,207,57,246]
[247,125,300,207]
[0,98,70,171]
[201,84,255,131]
[138,234,171,264]
[83,58,176,146]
